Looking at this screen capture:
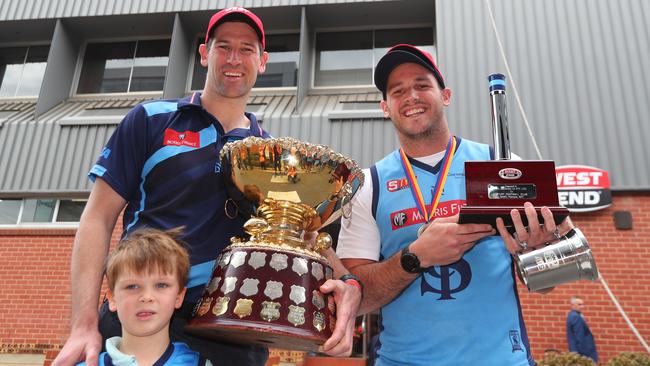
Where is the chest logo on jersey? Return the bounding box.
[421,259,472,300]
[386,177,410,192]
[164,128,200,148]
[389,199,466,230]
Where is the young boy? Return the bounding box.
[79,228,211,366]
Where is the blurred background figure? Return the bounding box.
[567,296,599,363]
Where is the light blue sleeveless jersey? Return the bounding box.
[371,138,534,366]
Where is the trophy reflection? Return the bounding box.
[459,74,598,292]
[185,137,363,351]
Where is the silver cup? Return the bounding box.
[515,228,599,292]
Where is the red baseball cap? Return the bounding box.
[204,7,265,50]
[374,44,445,98]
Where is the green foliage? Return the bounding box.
[538,352,596,366]
[605,352,650,366]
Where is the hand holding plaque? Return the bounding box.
[459,74,598,292]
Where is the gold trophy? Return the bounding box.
[185,137,363,351]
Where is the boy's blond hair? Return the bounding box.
[105,227,189,292]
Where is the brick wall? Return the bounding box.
[1,193,648,364]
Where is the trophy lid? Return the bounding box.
[221,137,364,229]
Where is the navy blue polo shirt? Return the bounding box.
[89,92,269,301]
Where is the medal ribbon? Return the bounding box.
[399,136,457,223]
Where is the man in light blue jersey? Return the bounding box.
[337,44,575,365]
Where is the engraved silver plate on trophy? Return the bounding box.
[206,276,221,294]
[230,251,247,268]
[311,262,324,281]
[248,251,267,270]
[239,278,260,297]
[292,257,308,276]
[290,285,306,305]
[221,277,237,295]
[270,253,288,272]
[264,280,283,300]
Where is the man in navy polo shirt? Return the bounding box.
[54,7,361,366]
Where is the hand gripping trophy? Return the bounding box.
[185,137,363,351]
[459,74,599,292]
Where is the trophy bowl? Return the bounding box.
[185,137,364,351]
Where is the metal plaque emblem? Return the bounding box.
[292,257,308,276]
[234,298,254,319]
[270,253,288,272]
[248,251,267,270]
[260,301,281,322]
[313,311,326,332]
[212,296,230,316]
[240,278,260,297]
[311,262,324,281]
[288,305,306,326]
[221,277,237,295]
[206,276,221,294]
[230,251,247,268]
[325,266,333,280]
[197,297,212,317]
[487,184,537,200]
[312,290,325,310]
[218,252,231,268]
[498,168,523,180]
[264,280,283,300]
[290,285,306,305]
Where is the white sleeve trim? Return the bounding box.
[336,169,381,261]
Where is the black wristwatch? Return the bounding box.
[400,245,426,273]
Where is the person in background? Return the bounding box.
[567,296,599,363]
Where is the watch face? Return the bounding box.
[401,251,421,273]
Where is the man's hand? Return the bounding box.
[496,202,574,255]
[411,214,495,267]
[318,279,362,357]
[52,328,102,366]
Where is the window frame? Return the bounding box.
[72,36,171,97]
[311,24,436,91]
[0,198,87,228]
[0,42,51,100]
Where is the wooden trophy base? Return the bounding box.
[459,160,568,232]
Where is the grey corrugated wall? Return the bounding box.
[0,99,146,195]
[437,0,650,190]
[0,0,389,21]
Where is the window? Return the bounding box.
[315,28,434,87]
[0,45,49,97]
[0,198,87,225]
[190,33,300,90]
[77,39,170,94]
[0,199,21,224]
